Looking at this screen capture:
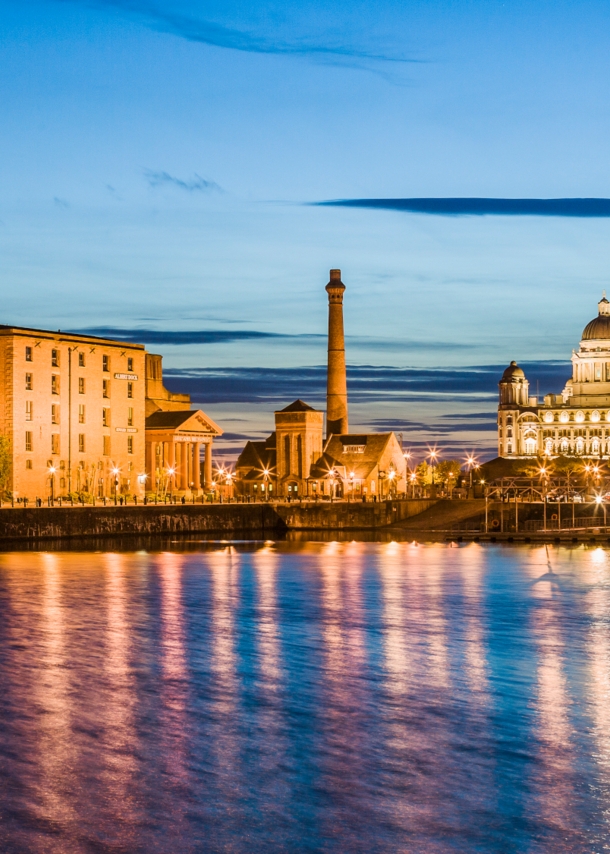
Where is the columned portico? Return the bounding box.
[145,409,222,495]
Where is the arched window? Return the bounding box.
[524,436,537,455]
[576,438,584,454]
[561,438,569,453]
[284,435,291,475]
[297,435,303,478]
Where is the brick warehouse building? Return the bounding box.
[0,325,221,500]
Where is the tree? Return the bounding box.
[436,459,462,487]
[0,435,11,498]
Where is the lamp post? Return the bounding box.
[263,468,270,502]
[49,466,56,505]
[427,449,439,492]
[596,494,607,528]
[111,466,120,505]
[466,455,478,489]
[387,468,396,497]
[167,466,175,502]
[349,471,355,501]
[403,451,411,497]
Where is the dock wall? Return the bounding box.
[0,499,436,543]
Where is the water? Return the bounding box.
[0,540,609,853]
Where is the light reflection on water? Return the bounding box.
[1,542,610,852]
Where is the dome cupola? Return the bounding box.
[582,293,610,340]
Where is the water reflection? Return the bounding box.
[1,543,610,852]
[158,552,189,788]
[35,553,74,833]
[103,553,138,831]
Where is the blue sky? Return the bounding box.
[2,0,610,459]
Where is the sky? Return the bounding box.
[2,0,610,461]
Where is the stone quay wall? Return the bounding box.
[0,499,436,543]
[275,499,434,530]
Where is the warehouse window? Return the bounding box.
[25,432,32,452]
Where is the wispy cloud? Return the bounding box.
[73,327,323,345]
[58,1,416,67]
[316,198,610,217]
[53,196,70,208]
[161,361,570,405]
[144,170,222,193]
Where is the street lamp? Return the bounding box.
[596,494,607,527]
[387,468,396,496]
[329,469,337,502]
[349,471,355,501]
[403,451,411,496]
[465,454,478,489]
[111,466,120,504]
[262,468,270,501]
[427,448,439,488]
[48,465,56,504]
[167,466,175,501]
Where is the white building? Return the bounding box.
[499,294,610,458]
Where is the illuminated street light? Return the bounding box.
[111,466,120,504]
[48,465,56,503]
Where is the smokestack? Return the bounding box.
[325,269,348,438]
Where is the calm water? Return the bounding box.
[1,541,609,853]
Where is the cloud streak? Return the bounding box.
[63,1,415,66]
[73,327,323,345]
[144,170,222,193]
[163,361,570,405]
[316,198,610,217]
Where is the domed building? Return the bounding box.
[499,295,610,458]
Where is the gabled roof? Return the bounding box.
[310,433,394,480]
[278,399,317,412]
[145,408,222,435]
[236,439,277,474]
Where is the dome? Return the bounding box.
[582,294,610,339]
[501,360,525,381]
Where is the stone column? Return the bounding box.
[147,442,156,492]
[194,443,201,490]
[168,441,176,491]
[178,443,187,490]
[325,269,348,438]
[204,442,213,490]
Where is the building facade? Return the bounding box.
[498,295,610,458]
[0,324,221,499]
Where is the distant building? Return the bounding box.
[498,294,610,458]
[0,324,221,499]
[236,270,406,497]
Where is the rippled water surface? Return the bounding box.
[1,541,610,852]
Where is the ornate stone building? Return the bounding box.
[498,295,610,458]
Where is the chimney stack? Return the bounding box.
[325,269,348,438]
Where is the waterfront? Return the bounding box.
[1,542,609,852]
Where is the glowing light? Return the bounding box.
[48,466,56,475]
[595,495,603,505]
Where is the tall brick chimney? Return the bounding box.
[325,269,348,438]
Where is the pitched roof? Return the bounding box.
[145,408,222,434]
[310,433,394,480]
[236,439,277,474]
[279,399,317,412]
